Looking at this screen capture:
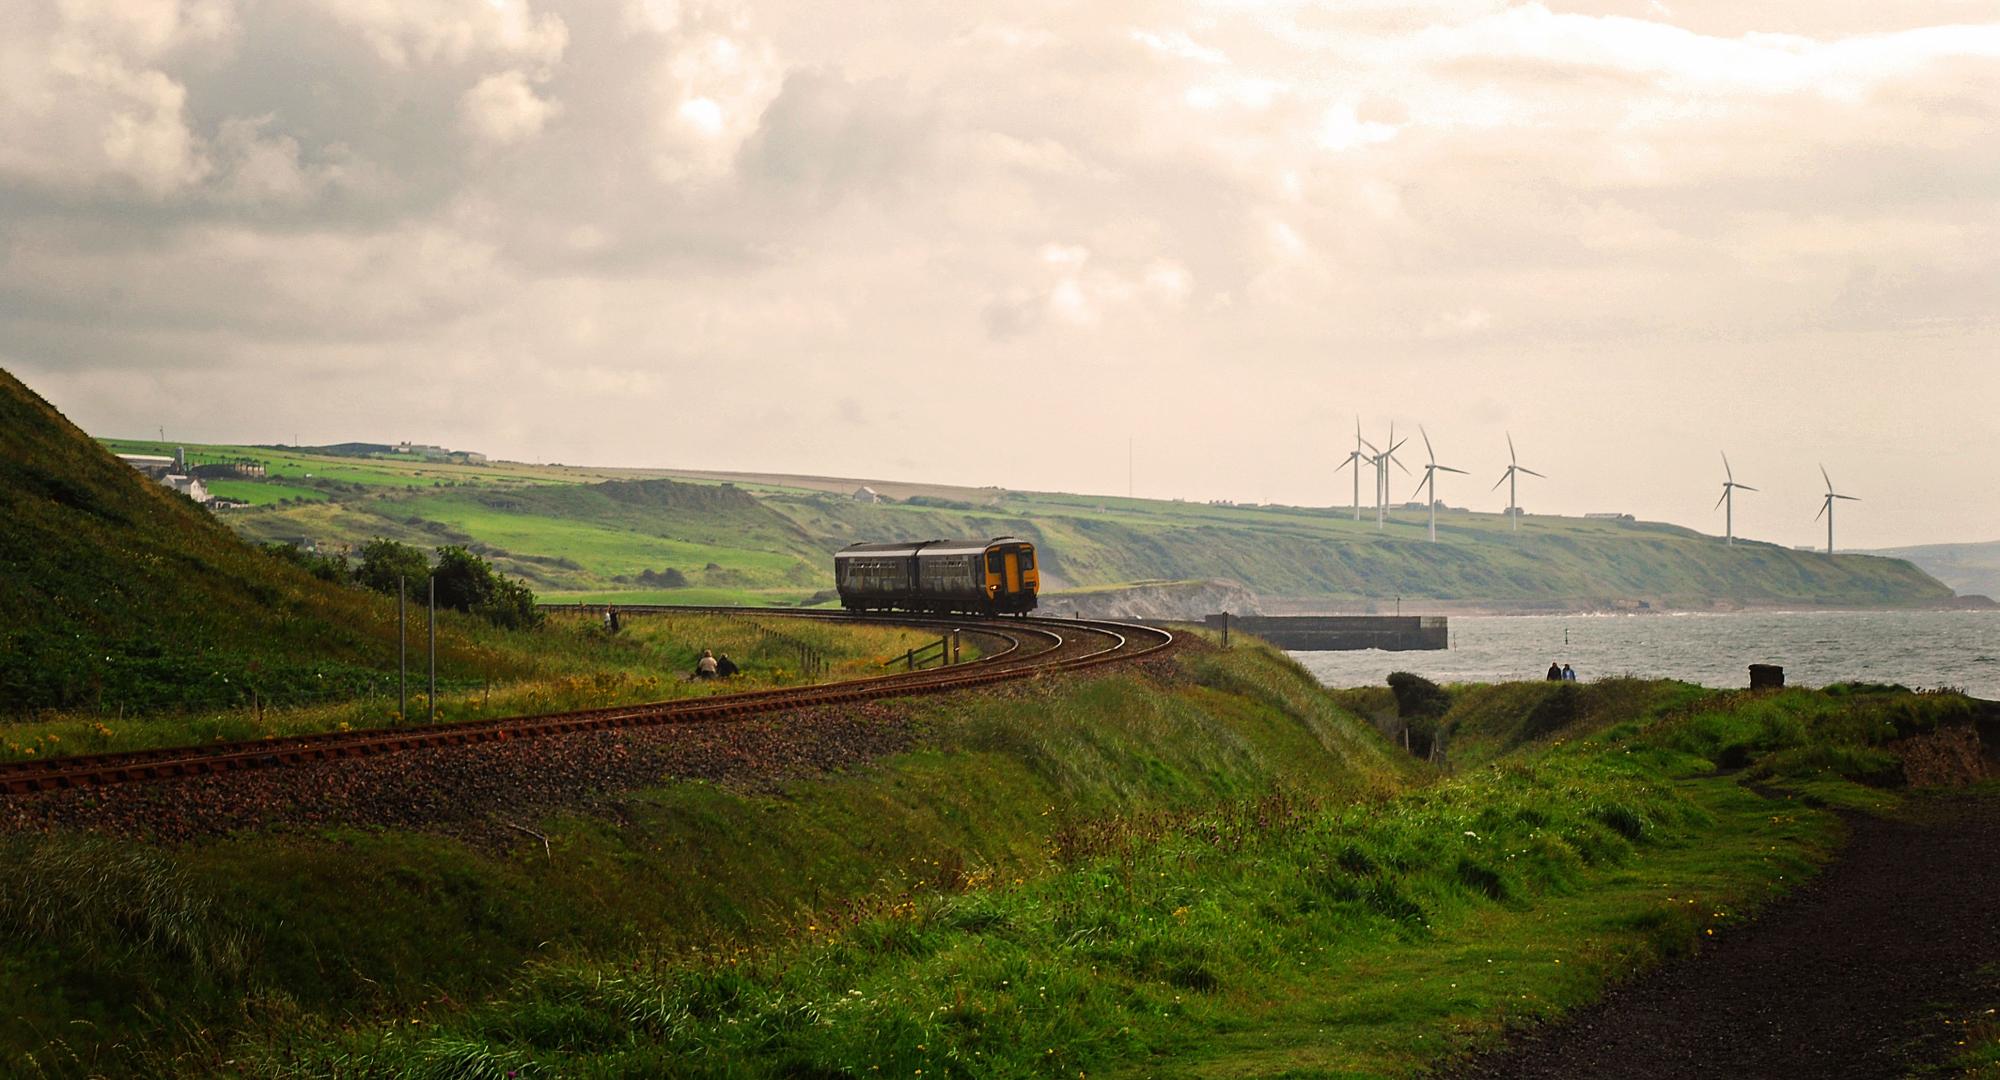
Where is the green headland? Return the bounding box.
[92,433,1956,616]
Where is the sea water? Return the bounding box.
[1289,610,2000,698]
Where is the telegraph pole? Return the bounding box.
[427,575,437,720]
[397,577,407,721]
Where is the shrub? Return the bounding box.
[1386,672,1450,721]
[354,538,431,596]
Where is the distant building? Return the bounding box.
[852,486,882,503]
[1585,512,1636,521]
[116,453,176,479]
[393,441,485,464]
[161,474,211,504]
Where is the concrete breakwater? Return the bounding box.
[1205,614,1448,652]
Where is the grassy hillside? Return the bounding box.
[0,371,529,714]
[1871,540,2000,601]
[114,433,1958,611]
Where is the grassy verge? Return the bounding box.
[0,641,1984,1077]
[0,612,936,764]
[234,742,1832,1078]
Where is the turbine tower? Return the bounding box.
[1369,424,1410,530]
[1814,465,1858,555]
[1334,418,1369,521]
[1714,452,1756,546]
[1491,433,1545,532]
[1410,426,1467,543]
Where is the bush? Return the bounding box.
[1386,672,1450,721]
[434,545,542,630]
[260,542,351,585]
[354,538,431,596]
[637,567,689,588]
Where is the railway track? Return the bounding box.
[0,610,1173,796]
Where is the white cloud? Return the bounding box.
[0,0,233,195]
[310,0,567,67]
[3,0,1998,547]
[462,70,561,145]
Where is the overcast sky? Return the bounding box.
[5,0,1996,549]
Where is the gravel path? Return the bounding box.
[1435,790,2000,1080]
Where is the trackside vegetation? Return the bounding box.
[0,611,941,764]
[0,370,933,763]
[0,635,1989,1077]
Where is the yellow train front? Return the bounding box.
[834,537,1039,615]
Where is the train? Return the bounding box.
[834,537,1040,615]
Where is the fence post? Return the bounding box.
[1221,611,1230,648]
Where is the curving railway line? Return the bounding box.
[0,610,1173,797]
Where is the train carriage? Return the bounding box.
[834,537,1039,614]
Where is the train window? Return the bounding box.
[1017,548,1035,570]
[986,551,1003,573]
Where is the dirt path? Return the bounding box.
[1436,790,2000,1080]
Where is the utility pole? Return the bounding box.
[427,575,437,720]
[397,577,407,721]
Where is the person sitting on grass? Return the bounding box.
[695,650,719,680]
[715,653,739,678]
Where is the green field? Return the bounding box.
[97,437,1957,612]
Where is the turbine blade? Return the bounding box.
[1507,432,1517,465]
[1360,438,1380,454]
[1715,489,1729,510]
[1835,493,1860,501]
[1736,484,1757,492]
[1335,455,1355,474]
[1820,463,1832,492]
[1815,499,1828,521]
[1492,471,1510,491]
[1722,451,1732,482]
[1393,455,1413,476]
[1438,466,1468,475]
[1518,467,1546,479]
[1421,425,1435,464]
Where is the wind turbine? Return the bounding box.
[1410,426,1467,543]
[1370,424,1410,529]
[1491,433,1545,532]
[1814,465,1858,555]
[1714,452,1756,546]
[1334,418,1369,521]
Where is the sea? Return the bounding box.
[1289,610,2000,698]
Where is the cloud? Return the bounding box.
[310,0,568,68]
[462,70,562,145]
[2,0,1997,547]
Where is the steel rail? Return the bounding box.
[0,610,1172,795]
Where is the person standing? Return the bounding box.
[1546,660,1563,681]
[1562,663,1577,681]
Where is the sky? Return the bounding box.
[4,0,1996,550]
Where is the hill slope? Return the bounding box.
[97,436,1956,612]
[0,371,499,713]
[1868,540,2000,601]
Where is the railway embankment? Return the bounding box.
[3,632,1994,1076]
